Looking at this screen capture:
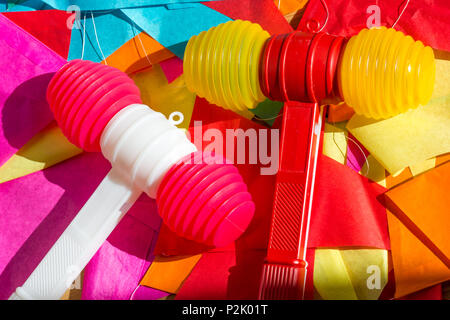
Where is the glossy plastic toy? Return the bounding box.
[183,20,435,300]
[9,60,255,300]
[184,21,435,119]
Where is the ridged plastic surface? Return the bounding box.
[157,151,255,247]
[100,104,197,198]
[14,61,257,300]
[46,59,142,152]
[260,31,345,104]
[184,20,270,112]
[16,230,84,299]
[259,264,304,300]
[269,182,305,252]
[338,27,435,119]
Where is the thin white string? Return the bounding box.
[347,135,370,176]
[256,114,370,174]
[80,13,86,60]
[330,121,370,176]
[132,21,153,67]
[137,32,153,66]
[255,113,282,122]
[129,284,140,300]
[90,11,108,64]
[317,0,329,32]
[392,0,410,29]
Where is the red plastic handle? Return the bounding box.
[259,102,322,300]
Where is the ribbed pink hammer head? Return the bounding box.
[157,151,255,247]
[46,59,142,152]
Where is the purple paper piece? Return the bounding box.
[0,150,161,300]
[126,194,162,232]
[159,56,183,83]
[0,152,110,299]
[130,285,169,300]
[0,13,162,301]
[0,14,66,166]
[82,194,161,300]
[346,133,370,173]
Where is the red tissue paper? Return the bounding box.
[298,0,450,51]
[2,10,72,59]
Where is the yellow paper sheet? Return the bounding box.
[323,122,348,164]
[314,248,388,300]
[360,155,386,187]
[347,59,450,174]
[314,249,358,300]
[323,121,387,186]
[0,122,82,183]
[140,254,202,294]
[409,158,436,176]
[339,249,388,300]
[131,65,196,130]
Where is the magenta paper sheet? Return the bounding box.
[0,14,66,166]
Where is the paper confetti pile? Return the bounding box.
[0,0,448,300]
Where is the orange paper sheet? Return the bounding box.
[140,255,202,294]
[385,161,450,297]
[327,103,355,123]
[274,0,309,15]
[105,32,174,74]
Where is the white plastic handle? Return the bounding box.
[9,104,196,300]
[9,168,140,300]
[100,104,197,198]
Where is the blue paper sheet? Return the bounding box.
[67,10,138,63]
[5,0,51,11]
[4,1,232,61]
[4,0,217,11]
[121,4,231,58]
